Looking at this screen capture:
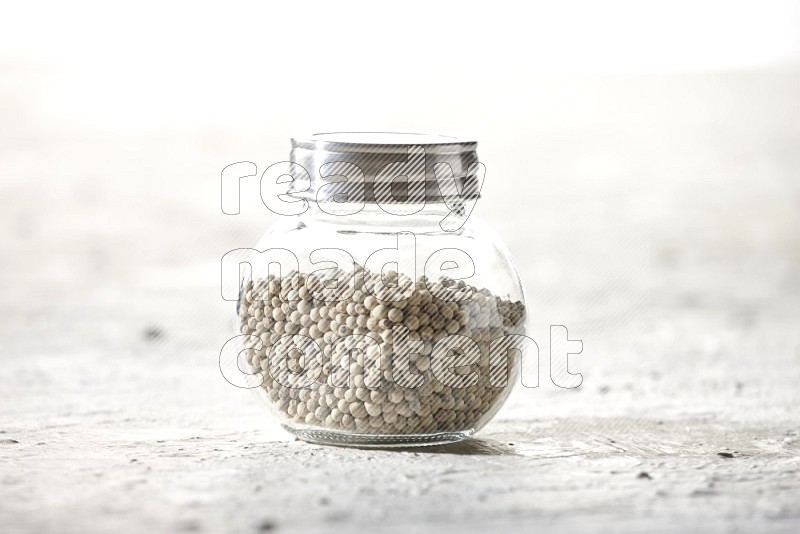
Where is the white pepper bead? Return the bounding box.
[354,417,369,430]
[383,411,398,424]
[364,402,381,417]
[371,305,388,320]
[349,403,367,418]
[418,313,431,327]
[368,416,383,428]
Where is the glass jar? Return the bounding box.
[236,132,528,447]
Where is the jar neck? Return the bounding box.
[299,202,466,233]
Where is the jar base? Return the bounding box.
[285,425,475,448]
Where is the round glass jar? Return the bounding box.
[237,132,527,447]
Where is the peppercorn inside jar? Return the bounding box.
[235,132,528,447]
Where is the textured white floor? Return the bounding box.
[1,67,799,533]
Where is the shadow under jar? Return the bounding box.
[237,132,528,447]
